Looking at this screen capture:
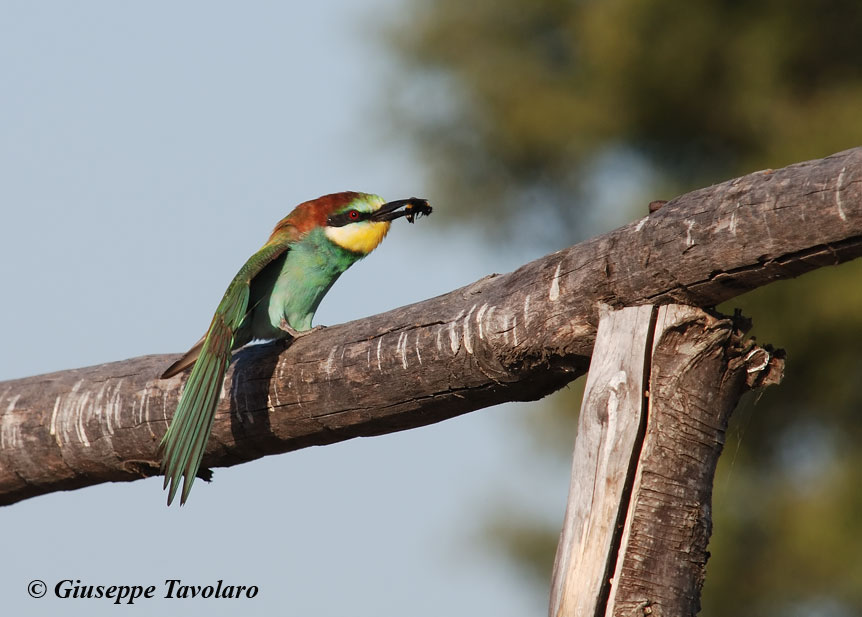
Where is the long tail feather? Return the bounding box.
[159,240,282,505]
[161,334,206,379]
[159,317,233,505]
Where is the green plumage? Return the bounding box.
[160,195,381,505]
[159,192,430,505]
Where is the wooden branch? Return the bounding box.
[0,147,859,504]
[548,305,784,617]
[608,306,784,616]
[549,305,656,617]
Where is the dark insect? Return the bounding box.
[404,199,433,224]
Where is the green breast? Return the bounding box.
[246,227,365,340]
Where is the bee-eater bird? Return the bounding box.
[159,191,432,505]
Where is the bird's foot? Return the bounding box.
[278,319,326,339]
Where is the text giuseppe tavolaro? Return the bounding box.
[51,579,258,603]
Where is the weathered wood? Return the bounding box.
[0,147,857,504]
[548,306,783,617]
[549,305,655,617]
[604,306,782,617]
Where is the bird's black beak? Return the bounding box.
[371,198,433,223]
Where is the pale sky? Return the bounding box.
[0,3,571,615]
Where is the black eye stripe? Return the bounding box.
[327,209,372,227]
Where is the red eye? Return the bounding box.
[348,210,360,220]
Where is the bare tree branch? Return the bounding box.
[548,305,784,617]
[1,147,860,505]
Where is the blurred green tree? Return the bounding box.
[387,1,862,614]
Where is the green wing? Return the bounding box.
[160,241,290,505]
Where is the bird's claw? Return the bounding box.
[278,319,326,339]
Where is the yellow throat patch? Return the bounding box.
[324,220,391,255]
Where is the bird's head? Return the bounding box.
[277,192,431,255]
[323,193,432,254]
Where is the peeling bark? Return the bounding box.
[549,306,785,617]
[605,307,784,617]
